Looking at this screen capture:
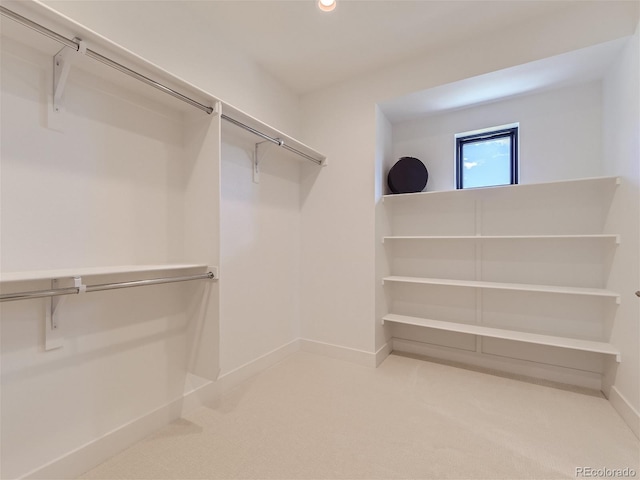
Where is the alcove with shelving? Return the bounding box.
[375,53,631,389]
[381,177,621,377]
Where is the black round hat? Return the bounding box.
[388,157,428,194]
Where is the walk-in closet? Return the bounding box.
[1,1,638,478]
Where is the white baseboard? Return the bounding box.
[23,393,187,480]
[391,338,603,391]
[180,373,217,416]
[608,386,640,439]
[299,338,380,367]
[214,338,301,394]
[23,339,302,480]
[375,341,392,366]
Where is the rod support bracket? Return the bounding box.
[53,37,86,113]
[74,276,86,294]
[207,266,219,280]
[45,278,65,350]
[253,140,276,184]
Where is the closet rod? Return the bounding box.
[0,5,214,114]
[220,114,323,165]
[1,6,324,166]
[0,271,215,302]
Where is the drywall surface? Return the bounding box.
[300,2,638,355]
[0,36,215,479]
[300,100,377,353]
[219,126,301,375]
[374,107,393,352]
[40,0,301,137]
[392,81,603,192]
[1,3,304,476]
[602,25,640,423]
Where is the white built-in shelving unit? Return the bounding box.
[381,176,622,366]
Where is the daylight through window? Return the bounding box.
[455,125,518,189]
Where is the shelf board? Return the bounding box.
[0,264,209,283]
[382,176,620,202]
[383,234,620,243]
[222,104,326,165]
[382,276,620,302]
[382,313,621,362]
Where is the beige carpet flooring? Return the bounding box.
[79,351,639,479]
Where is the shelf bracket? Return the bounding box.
[253,140,280,184]
[53,38,86,113]
[44,276,85,351]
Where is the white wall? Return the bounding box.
[0,34,219,479]
[374,107,393,352]
[219,125,301,375]
[40,0,301,137]
[1,1,301,476]
[33,0,308,378]
[392,81,603,192]
[300,1,638,355]
[602,24,640,434]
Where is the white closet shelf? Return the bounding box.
[222,104,326,165]
[382,175,620,202]
[382,276,620,302]
[382,314,621,362]
[0,264,210,283]
[383,234,620,243]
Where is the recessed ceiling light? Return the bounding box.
[318,0,336,12]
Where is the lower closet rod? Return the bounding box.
[0,271,216,302]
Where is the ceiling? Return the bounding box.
[42,0,582,95]
[379,37,629,123]
[183,0,577,94]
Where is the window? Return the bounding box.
[455,125,518,189]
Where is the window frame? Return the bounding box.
[455,126,519,190]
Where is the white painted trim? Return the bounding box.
[22,339,302,480]
[299,338,378,367]
[180,374,217,417]
[22,393,186,480]
[391,338,603,390]
[375,341,392,366]
[215,338,301,392]
[608,386,640,439]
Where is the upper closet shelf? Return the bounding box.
[0,1,326,166]
[382,176,620,202]
[221,104,326,166]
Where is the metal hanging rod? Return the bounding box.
[220,114,323,165]
[0,5,214,114]
[0,271,216,302]
[1,6,324,166]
